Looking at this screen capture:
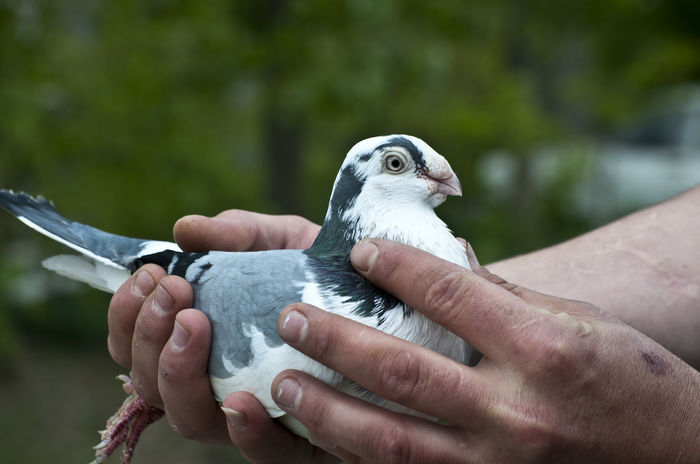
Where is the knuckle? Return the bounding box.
[287,214,309,226]
[513,425,554,457]
[307,321,338,363]
[133,313,161,346]
[373,423,412,464]
[424,270,470,322]
[509,415,569,459]
[133,300,172,345]
[524,330,580,376]
[509,309,595,377]
[508,325,537,360]
[511,315,602,387]
[159,275,192,306]
[375,350,422,402]
[301,395,330,433]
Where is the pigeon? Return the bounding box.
[0,134,474,463]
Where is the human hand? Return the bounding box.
[106,210,320,445]
[265,239,700,463]
[212,239,480,464]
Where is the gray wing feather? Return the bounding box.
[186,249,309,378]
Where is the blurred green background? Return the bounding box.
[1,1,699,462]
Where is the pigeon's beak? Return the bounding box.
[423,158,462,197]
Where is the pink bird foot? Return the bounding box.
[91,375,164,464]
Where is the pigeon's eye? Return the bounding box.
[384,153,407,173]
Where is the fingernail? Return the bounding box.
[279,310,308,343]
[221,407,249,431]
[152,284,175,315]
[275,378,302,411]
[131,269,156,299]
[309,433,337,451]
[170,321,189,350]
[350,240,379,273]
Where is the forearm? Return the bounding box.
[489,186,700,368]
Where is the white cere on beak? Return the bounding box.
[422,156,462,197]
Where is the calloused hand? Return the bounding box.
[264,239,700,463]
[106,210,321,451]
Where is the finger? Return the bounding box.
[130,275,193,407]
[158,309,229,445]
[476,265,605,320]
[277,304,490,427]
[107,264,165,368]
[221,391,342,464]
[173,211,320,252]
[213,210,320,249]
[466,242,481,269]
[349,239,539,361]
[455,238,482,274]
[462,241,486,366]
[272,370,477,464]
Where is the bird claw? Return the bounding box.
[91,375,164,464]
[93,438,111,450]
[116,374,135,395]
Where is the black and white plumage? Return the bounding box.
[0,134,472,440]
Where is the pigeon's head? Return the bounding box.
[328,135,461,214]
[311,134,467,264]
[319,135,462,243]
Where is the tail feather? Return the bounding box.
[1,190,181,293]
[43,255,132,293]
